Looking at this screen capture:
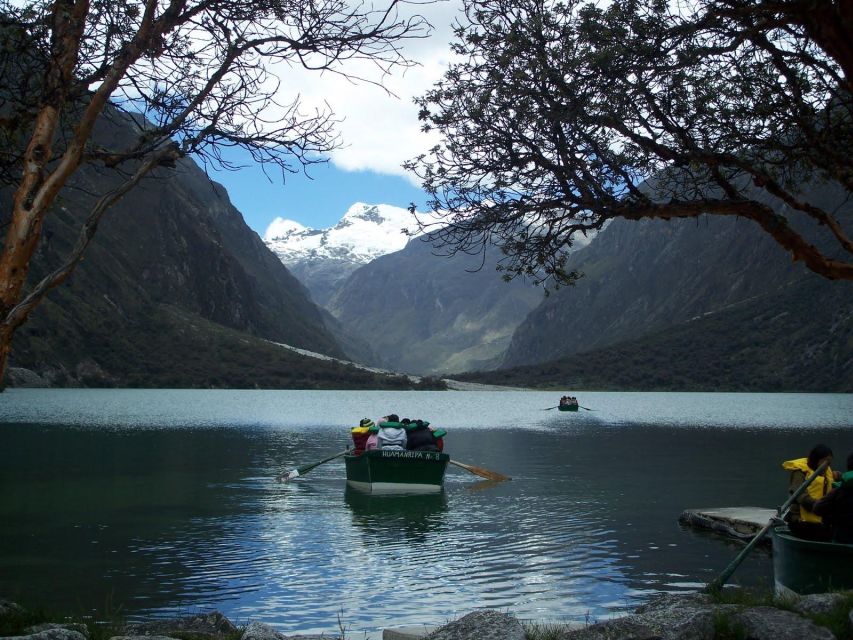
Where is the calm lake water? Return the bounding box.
[1,389,852,637]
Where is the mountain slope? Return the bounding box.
[1,111,367,387]
[502,179,853,369]
[459,274,853,391]
[462,179,853,391]
[264,203,415,305]
[327,235,544,375]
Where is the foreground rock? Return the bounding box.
[124,612,237,638]
[2,591,852,640]
[543,593,847,640]
[422,611,524,640]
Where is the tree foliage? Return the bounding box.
[0,0,429,386]
[405,0,853,286]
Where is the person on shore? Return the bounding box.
[350,418,374,454]
[782,444,836,541]
[814,452,853,544]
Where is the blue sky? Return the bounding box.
[208,152,429,237]
[200,2,460,239]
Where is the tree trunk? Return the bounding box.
[0,323,13,391]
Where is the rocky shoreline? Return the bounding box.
[3,591,853,640]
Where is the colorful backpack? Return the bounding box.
[376,421,407,450]
[404,419,440,452]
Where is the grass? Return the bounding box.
[707,587,853,640]
[522,621,577,639]
[711,610,749,640]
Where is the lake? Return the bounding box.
[1,389,851,637]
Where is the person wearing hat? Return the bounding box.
[351,418,374,454]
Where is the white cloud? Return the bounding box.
[272,2,461,184]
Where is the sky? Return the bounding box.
[206,1,462,238]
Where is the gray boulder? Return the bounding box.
[731,606,835,640]
[559,616,660,640]
[423,611,524,640]
[124,612,236,638]
[240,622,333,640]
[241,623,282,640]
[5,629,88,640]
[633,593,718,640]
[792,593,847,617]
[26,624,90,639]
[110,636,180,640]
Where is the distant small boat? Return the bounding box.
[772,526,853,595]
[558,398,579,412]
[344,449,449,494]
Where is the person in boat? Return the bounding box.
[376,414,407,450]
[350,418,374,454]
[403,418,442,452]
[783,444,837,541]
[365,424,380,451]
[814,452,853,544]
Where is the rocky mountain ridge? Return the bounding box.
[263,202,417,305]
[327,234,545,375]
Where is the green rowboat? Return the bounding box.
[772,526,853,595]
[344,449,450,494]
[558,404,579,412]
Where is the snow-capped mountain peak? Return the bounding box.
[264,202,415,267]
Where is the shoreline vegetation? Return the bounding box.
[3,589,853,640]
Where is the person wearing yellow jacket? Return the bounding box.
[783,444,838,541]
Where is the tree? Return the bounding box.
[0,0,429,388]
[405,0,853,287]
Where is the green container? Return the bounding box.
[344,449,449,494]
[772,526,853,596]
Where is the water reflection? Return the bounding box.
[344,487,449,543]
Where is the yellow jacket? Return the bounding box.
[782,458,834,523]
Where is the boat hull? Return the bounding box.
[772,526,853,596]
[558,405,578,412]
[345,449,449,494]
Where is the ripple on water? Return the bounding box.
[3,390,847,634]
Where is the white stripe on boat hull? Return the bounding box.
[346,480,442,494]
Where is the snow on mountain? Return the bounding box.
[264,202,415,267]
[263,202,418,306]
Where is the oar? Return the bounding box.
[579,405,595,411]
[543,406,560,411]
[449,459,511,482]
[704,459,829,592]
[278,449,349,483]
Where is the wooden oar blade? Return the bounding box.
[277,449,348,483]
[450,459,511,482]
[279,469,300,483]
